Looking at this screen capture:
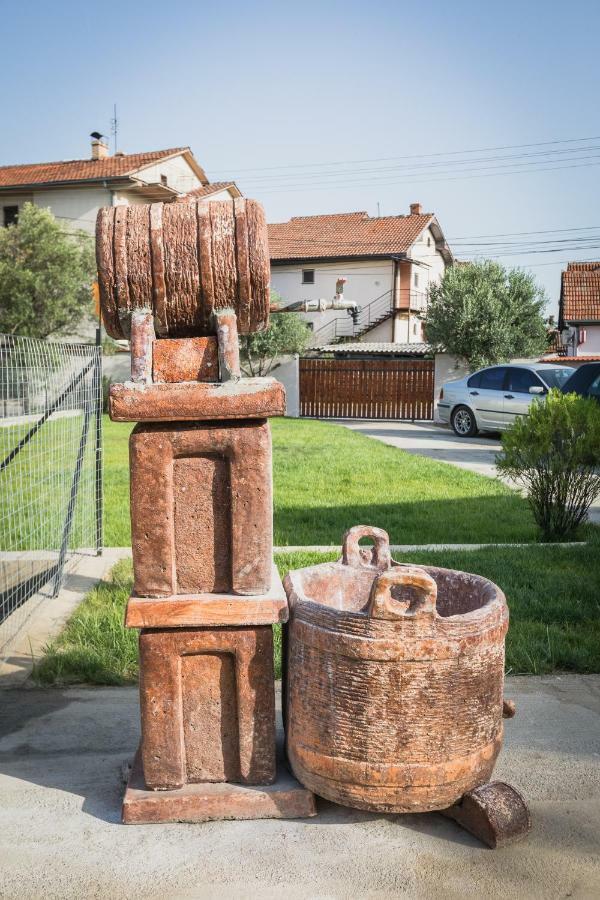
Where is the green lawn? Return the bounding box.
[0,416,97,551]
[103,416,548,546]
[33,536,600,685]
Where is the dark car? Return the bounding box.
[561,363,600,403]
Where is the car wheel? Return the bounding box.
[451,405,478,437]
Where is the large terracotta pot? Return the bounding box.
[283,525,509,813]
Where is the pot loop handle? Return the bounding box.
[368,565,438,620]
[342,525,391,572]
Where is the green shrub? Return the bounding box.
[497,390,600,540]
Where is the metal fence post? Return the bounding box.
[94,327,103,556]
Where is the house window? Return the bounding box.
[160,174,168,185]
[3,205,18,227]
[427,237,431,247]
[302,269,315,285]
[413,272,419,288]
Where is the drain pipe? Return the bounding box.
[271,278,358,316]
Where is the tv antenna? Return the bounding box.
[111,104,119,153]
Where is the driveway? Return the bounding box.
[337,420,503,479]
[1,678,599,898]
[337,420,600,523]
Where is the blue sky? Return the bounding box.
[3,0,599,311]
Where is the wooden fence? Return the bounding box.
[299,358,435,420]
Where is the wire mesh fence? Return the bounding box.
[0,334,102,658]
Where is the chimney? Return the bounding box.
[90,132,109,160]
[409,202,422,215]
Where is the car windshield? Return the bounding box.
[538,368,573,389]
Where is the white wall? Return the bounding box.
[271,354,299,417]
[201,188,237,201]
[433,352,469,421]
[366,318,394,342]
[33,186,112,234]
[409,226,446,292]
[407,225,446,343]
[271,259,394,337]
[1,194,33,225]
[135,155,202,194]
[577,325,600,355]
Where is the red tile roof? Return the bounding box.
[177,181,240,200]
[543,356,600,363]
[268,211,438,260]
[560,262,600,323]
[0,148,192,189]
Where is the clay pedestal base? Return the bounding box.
[122,745,316,824]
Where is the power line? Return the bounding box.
[252,158,600,194]
[237,145,600,185]
[208,134,600,175]
[449,225,600,240]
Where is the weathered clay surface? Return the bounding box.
[109,378,285,422]
[284,525,509,813]
[138,626,276,790]
[213,308,241,381]
[123,746,316,824]
[442,781,532,848]
[129,308,155,383]
[129,420,273,596]
[152,336,218,383]
[126,564,288,628]
[96,198,270,339]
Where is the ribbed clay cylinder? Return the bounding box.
[96,198,270,339]
[283,526,509,814]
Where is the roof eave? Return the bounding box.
[132,147,208,185]
[0,175,135,193]
[427,217,453,264]
[270,253,408,265]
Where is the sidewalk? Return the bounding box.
[1,676,599,899]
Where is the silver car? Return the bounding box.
[437,363,574,437]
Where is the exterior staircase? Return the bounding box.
[308,289,394,348]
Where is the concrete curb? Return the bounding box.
[104,543,587,556]
[273,542,587,553]
[1,539,587,688]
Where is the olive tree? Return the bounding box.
[239,296,311,376]
[424,261,548,370]
[0,203,95,338]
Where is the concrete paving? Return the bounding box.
[0,549,131,686]
[337,420,600,523]
[1,676,599,899]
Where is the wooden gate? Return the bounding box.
[299,357,435,420]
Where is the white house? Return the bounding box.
[268,204,452,346]
[0,135,241,236]
[557,262,600,358]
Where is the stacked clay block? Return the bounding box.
[98,199,315,823]
[110,334,286,789]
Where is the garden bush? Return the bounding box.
[497,389,600,540]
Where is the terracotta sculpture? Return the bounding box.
[98,198,315,824]
[283,526,531,847]
[98,199,530,846]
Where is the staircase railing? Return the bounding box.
[356,289,394,335]
[308,289,394,347]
